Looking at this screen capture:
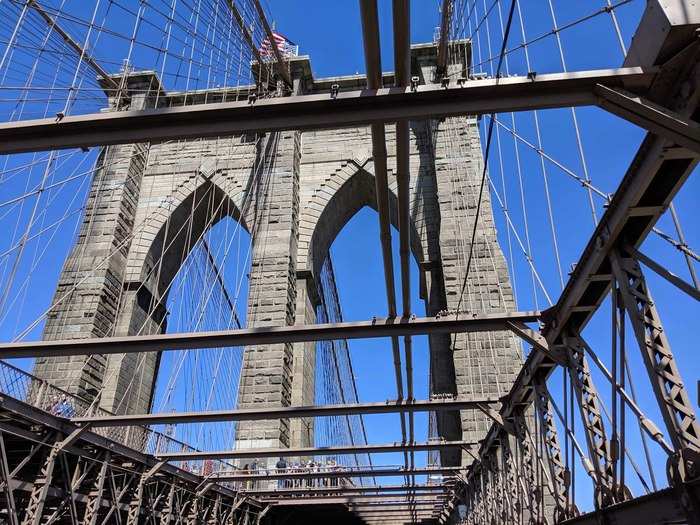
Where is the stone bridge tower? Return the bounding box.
[33,41,522,465]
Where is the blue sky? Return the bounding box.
[0,0,698,511]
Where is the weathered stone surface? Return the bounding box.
[34,42,521,467]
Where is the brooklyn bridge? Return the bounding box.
[0,0,698,523]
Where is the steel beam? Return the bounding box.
[272,499,441,509]
[239,484,451,496]
[0,68,654,154]
[0,311,539,359]
[360,0,405,439]
[595,84,700,155]
[350,510,439,518]
[626,245,700,301]
[73,397,497,427]
[157,439,477,461]
[210,465,463,482]
[262,494,447,503]
[560,484,700,525]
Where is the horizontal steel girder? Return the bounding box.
[560,484,700,525]
[0,68,654,154]
[239,484,450,496]
[157,439,477,460]
[73,397,497,427]
[271,498,442,508]
[262,494,448,503]
[0,311,539,359]
[210,465,463,482]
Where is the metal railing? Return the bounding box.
[0,359,230,472]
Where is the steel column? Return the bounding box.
[513,410,543,523]
[611,249,700,522]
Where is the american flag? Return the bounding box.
[260,32,296,59]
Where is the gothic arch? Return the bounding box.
[299,159,425,286]
[126,171,249,309]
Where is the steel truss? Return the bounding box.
[0,399,257,525]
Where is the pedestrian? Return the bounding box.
[314,460,322,488]
[329,458,338,489]
[49,396,61,415]
[305,461,314,488]
[56,395,74,417]
[292,461,301,488]
[276,456,287,488]
[324,459,333,487]
[241,463,250,491]
[250,459,259,490]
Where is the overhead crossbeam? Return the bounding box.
[0,311,539,359]
[239,483,451,496]
[210,465,463,482]
[157,439,477,460]
[270,498,442,508]
[73,397,497,427]
[0,68,654,154]
[261,493,448,503]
